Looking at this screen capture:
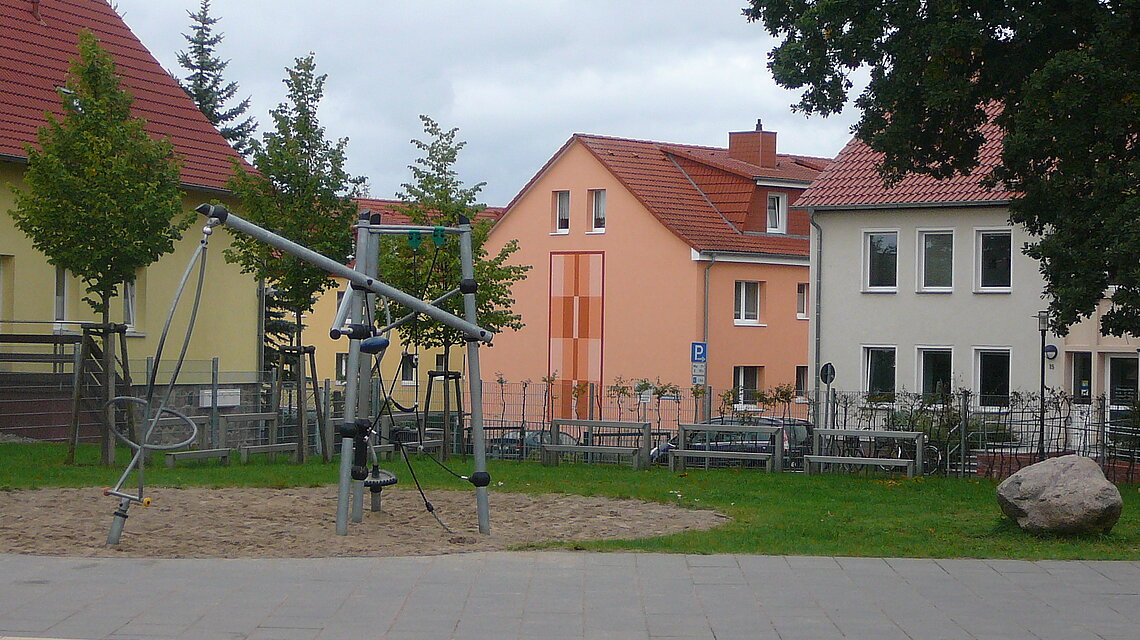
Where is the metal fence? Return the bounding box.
[6,364,1139,482]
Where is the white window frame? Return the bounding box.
[794,365,809,399]
[766,192,787,234]
[916,346,954,399]
[400,353,418,386]
[588,189,606,233]
[974,347,1012,407]
[733,280,763,326]
[917,229,954,292]
[863,229,899,293]
[552,190,570,234]
[123,280,137,330]
[335,352,349,384]
[53,265,70,331]
[863,345,897,396]
[974,228,1012,293]
[733,365,762,407]
[796,282,809,320]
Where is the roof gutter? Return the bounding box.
[809,207,823,427]
[805,198,1013,211]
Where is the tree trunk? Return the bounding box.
[295,310,307,462]
[101,308,115,465]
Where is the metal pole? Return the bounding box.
[210,357,219,449]
[1038,313,1047,461]
[196,204,494,344]
[336,213,369,536]
[458,217,491,534]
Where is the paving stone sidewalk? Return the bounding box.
[1,552,1137,640]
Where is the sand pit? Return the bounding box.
[0,486,727,558]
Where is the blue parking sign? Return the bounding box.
[691,342,707,363]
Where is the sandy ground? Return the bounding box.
[0,486,727,558]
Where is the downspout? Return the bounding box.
[809,209,823,426]
[702,253,716,421]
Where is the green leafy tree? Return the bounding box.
[744,0,1140,336]
[8,31,186,464]
[227,54,365,361]
[378,115,530,367]
[9,30,185,325]
[177,0,256,155]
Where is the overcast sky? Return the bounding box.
[114,0,861,206]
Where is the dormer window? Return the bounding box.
[766,193,787,234]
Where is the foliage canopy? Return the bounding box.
[8,30,185,322]
[226,54,365,347]
[378,116,530,356]
[745,0,1140,335]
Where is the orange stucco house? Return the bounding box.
[483,123,829,414]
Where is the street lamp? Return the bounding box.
[1037,310,1049,461]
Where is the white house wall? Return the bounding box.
[810,205,1062,396]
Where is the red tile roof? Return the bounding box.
[355,198,504,225]
[562,134,823,255]
[797,113,1014,208]
[0,0,247,192]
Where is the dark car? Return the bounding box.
[486,429,579,459]
[651,416,813,469]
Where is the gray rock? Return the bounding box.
[996,455,1122,534]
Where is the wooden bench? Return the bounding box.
[239,443,297,464]
[669,423,785,472]
[542,419,653,470]
[804,428,924,478]
[669,449,775,472]
[165,448,231,467]
[541,444,643,468]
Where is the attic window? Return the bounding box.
[57,87,81,113]
[766,193,787,234]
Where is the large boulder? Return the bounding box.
[996,455,1123,534]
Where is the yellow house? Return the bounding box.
[1,0,259,375]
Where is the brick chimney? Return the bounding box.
[728,119,778,169]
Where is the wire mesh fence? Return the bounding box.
[5,359,1140,482]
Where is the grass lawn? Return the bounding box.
[3,442,1138,560]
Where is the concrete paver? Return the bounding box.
[0,553,1137,639]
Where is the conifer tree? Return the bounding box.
[177,0,256,155]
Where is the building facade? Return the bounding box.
[483,124,828,415]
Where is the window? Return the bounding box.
[589,189,606,231]
[795,365,809,398]
[978,230,1012,290]
[919,348,952,400]
[865,231,898,290]
[435,353,448,371]
[733,365,761,404]
[766,193,787,234]
[1071,351,1092,403]
[919,231,953,290]
[54,265,68,322]
[400,353,418,385]
[734,281,761,324]
[553,190,570,233]
[1108,356,1138,407]
[335,353,349,383]
[977,349,1011,406]
[123,280,137,329]
[865,347,896,396]
[796,283,809,319]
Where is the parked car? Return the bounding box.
[650,416,813,469]
[486,429,579,459]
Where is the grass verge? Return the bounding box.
[3,442,1138,559]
